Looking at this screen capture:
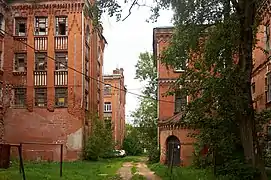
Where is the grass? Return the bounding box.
[131,165,137,175]
[0,156,141,180]
[131,174,146,180]
[149,163,216,180]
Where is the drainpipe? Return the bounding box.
[81,12,85,155]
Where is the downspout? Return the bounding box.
[156,42,160,150]
[81,11,85,155]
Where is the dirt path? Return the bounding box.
[117,162,133,179]
[134,162,161,180]
[117,158,161,180]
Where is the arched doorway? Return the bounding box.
[166,135,181,166]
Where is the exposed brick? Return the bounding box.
[0,0,106,161]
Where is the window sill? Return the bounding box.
[12,106,26,109]
[104,111,112,113]
[174,69,185,73]
[13,71,27,76]
[14,35,27,38]
[54,106,68,108]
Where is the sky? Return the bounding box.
[101,5,173,124]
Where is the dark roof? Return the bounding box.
[158,112,183,126]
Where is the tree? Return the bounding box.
[83,114,114,160]
[90,0,267,179]
[123,124,143,156]
[131,52,159,163]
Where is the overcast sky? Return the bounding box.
[101,6,173,124]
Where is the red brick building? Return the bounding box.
[153,27,194,166]
[0,0,8,144]
[103,68,126,149]
[252,2,271,141]
[0,0,106,161]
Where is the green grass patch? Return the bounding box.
[131,174,146,180]
[0,158,129,180]
[149,163,216,180]
[131,166,137,175]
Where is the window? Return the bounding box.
[105,117,112,130]
[55,87,67,107]
[86,25,90,44]
[98,46,101,62]
[251,82,255,94]
[14,88,26,107]
[265,24,270,51]
[104,102,112,112]
[267,126,271,151]
[85,59,89,76]
[35,17,48,35]
[174,90,187,113]
[104,84,111,95]
[55,17,67,36]
[14,53,26,72]
[85,46,90,60]
[0,14,5,32]
[15,18,27,36]
[85,91,89,110]
[35,53,47,71]
[267,73,271,103]
[0,52,2,70]
[35,88,47,107]
[55,53,67,70]
[174,57,187,72]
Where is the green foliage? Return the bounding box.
[0,159,124,180]
[83,114,114,161]
[132,52,159,163]
[131,174,146,180]
[123,125,143,156]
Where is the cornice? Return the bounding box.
[10,2,84,13]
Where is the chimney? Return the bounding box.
[113,68,119,74]
[98,24,103,34]
[120,68,124,75]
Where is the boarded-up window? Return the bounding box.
[14,53,26,72]
[35,53,47,71]
[35,17,48,36]
[14,88,26,107]
[174,90,187,113]
[35,88,47,107]
[55,17,68,36]
[55,87,67,107]
[55,53,67,71]
[15,18,27,36]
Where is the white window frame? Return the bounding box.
[174,57,188,72]
[104,102,112,112]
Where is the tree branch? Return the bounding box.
[230,0,240,12]
[122,0,138,21]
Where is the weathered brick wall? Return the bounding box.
[4,108,83,161]
[159,128,195,166]
[1,1,99,161]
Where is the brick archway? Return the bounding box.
[166,135,181,166]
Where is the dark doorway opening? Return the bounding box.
[166,135,181,166]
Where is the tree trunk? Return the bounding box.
[238,0,267,179]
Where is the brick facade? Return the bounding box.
[0,0,106,161]
[153,27,194,166]
[103,68,126,149]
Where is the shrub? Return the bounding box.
[83,115,114,160]
[123,127,143,156]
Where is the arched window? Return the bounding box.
[86,25,90,44]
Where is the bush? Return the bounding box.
[147,146,160,164]
[123,127,143,156]
[83,115,114,160]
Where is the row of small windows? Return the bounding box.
[13,87,67,107]
[13,52,68,72]
[14,17,68,36]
